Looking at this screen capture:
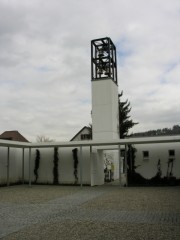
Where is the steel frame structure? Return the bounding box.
[91,37,118,84]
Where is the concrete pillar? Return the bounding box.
[125,145,128,186]
[92,79,119,141]
[90,146,93,186]
[7,147,10,186]
[118,145,121,186]
[79,146,83,187]
[29,148,31,187]
[22,148,25,184]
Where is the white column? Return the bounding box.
[118,145,121,186]
[7,147,10,186]
[22,148,25,184]
[92,79,119,141]
[29,148,31,187]
[90,145,93,186]
[125,145,128,186]
[79,146,83,187]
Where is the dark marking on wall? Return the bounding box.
[34,149,40,183]
[72,148,79,184]
[53,147,59,185]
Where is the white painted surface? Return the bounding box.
[24,147,91,185]
[0,147,25,185]
[0,137,180,186]
[134,143,180,179]
[0,147,8,184]
[0,147,92,185]
[91,78,119,185]
[90,149,104,186]
[92,79,119,140]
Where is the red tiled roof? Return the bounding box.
[0,131,29,142]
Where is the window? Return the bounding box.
[81,134,91,140]
[169,150,175,157]
[143,151,149,160]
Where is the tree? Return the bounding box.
[132,124,180,137]
[36,135,55,142]
[119,91,138,138]
[173,125,180,134]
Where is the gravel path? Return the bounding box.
[0,185,180,240]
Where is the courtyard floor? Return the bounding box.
[0,185,180,240]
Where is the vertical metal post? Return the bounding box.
[80,146,83,188]
[90,145,92,186]
[7,147,10,186]
[22,148,25,184]
[114,45,118,84]
[112,44,114,80]
[108,38,111,77]
[130,146,133,171]
[29,148,31,187]
[91,41,94,80]
[95,45,98,79]
[118,145,121,186]
[125,145,128,186]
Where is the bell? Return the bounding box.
[105,67,110,76]
[98,68,103,75]
[98,49,104,57]
[102,45,108,53]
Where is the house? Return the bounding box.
[70,126,92,141]
[0,131,29,142]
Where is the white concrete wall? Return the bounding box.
[0,147,8,184]
[134,143,180,179]
[91,149,104,186]
[0,147,25,185]
[0,147,92,186]
[92,79,119,140]
[1,142,179,186]
[23,147,91,185]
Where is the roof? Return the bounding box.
[0,135,180,149]
[0,131,29,142]
[70,126,92,141]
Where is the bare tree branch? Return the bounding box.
[36,135,55,142]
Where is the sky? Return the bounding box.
[0,0,180,142]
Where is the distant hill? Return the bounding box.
[131,125,180,137]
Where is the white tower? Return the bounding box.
[91,37,119,141]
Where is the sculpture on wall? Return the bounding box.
[34,149,40,183]
[157,159,162,177]
[166,158,174,178]
[53,147,59,185]
[72,148,79,184]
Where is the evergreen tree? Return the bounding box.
[119,91,138,138]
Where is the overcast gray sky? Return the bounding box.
[0,0,179,142]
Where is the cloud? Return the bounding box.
[0,0,179,141]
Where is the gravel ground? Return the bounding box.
[0,185,180,240]
[0,185,79,203]
[82,186,180,212]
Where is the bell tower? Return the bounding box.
[91,37,119,141]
